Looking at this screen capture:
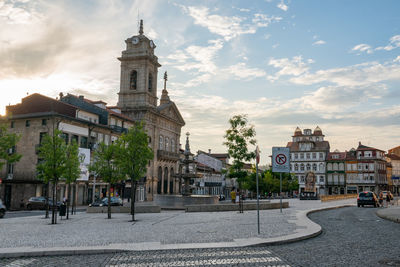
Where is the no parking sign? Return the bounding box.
[272,147,290,173]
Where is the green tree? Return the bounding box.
[63,140,81,219]
[37,129,67,224]
[116,122,153,221]
[90,142,122,219]
[223,114,257,189]
[0,123,22,172]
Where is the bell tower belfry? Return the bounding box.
[117,20,161,110]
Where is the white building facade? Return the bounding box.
[287,127,330,195]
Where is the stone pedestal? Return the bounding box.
[153,194,218,209]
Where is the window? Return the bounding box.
[295,153,298,159]
[312,152,316,159]
[39,132,47,144]
[42,119,47,126]
[171,139,176,153]
[71,135,79,145]
[159,135,164,150]
[319,176,324,183]
[130,70,137,90]
[165,137,169,151]
[300,164,305,171]
[300,176,305,183]
[26,120,30,127]
[295,164,299,171]
[7,163,14,175]
[300,153,304,159]
[319,153,323,159]
[61,133,69,144]
[306,163,311,171]
[313,163,317,171]
[80,136,88,148]
[10,121,14,128]
[306,153,310,159]
[316,137,319,141]
[148,73,153,92]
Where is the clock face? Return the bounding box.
[149,40,154,48]
[132,37,139,45]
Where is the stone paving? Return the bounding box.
[0,198,355,252]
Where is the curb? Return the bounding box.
[0,204,356,258]
[375,208,400,224]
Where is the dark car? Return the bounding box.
[0,199,6,218]
[26,196,61,210]
[357,191,379,207]
[89,197,123,207]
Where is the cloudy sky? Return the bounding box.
[1,0,400,163]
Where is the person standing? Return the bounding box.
[378,192,383,207]
[230,188,236,203]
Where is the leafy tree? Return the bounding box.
[90,142,122,219]
[116,122,153,221]
[0,123,22,171]
[37,129,67,224]
[223,114,257,188]
[63,140,81,219]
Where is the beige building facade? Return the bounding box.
[117,21,185,201]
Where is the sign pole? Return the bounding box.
[280,172,282,213]
[256,146,260,234]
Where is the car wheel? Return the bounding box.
[27,204,32,210]
[0,210,4,218]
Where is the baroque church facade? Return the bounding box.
[117,21,185,201]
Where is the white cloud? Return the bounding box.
[376,35,400,51]
[277,0,288,11]
[0,1,42,25]
[394,56,400,62]
[267,56,312,81]
[181,6,281,41]
[298,84,387,112]
[351,43,373,54]
[225,63,266,80]
[290,60,400,87]
[252,13,282,27]
[313,40,326,46]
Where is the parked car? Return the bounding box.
[89,197,123,207]
[0,199,6,218]
[26,196,61,210]
[357,191,379,207]
[381,191,394,200]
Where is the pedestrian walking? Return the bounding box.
[379,192,383,207]
[235,189,240,204]
[230,188,236,203]
[386,192,391,207]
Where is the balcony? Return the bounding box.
[110,125,128,134]
[157,150,180,161]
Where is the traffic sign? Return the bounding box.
[272,147,290,173]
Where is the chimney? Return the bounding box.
[208,149,211,154]
[79,95,84,100]
[59,92,64,99]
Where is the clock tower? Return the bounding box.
[117,20,160,111]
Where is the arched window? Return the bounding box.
[159,135,164,150]
[148,73,153,92]
[300,164,305,171]
[171,139,176,153]
[157,167,162,194]
[306,163,311,171]
[295,164,299,171]
[130,70,137,90]
[312,163,317,171]
[319,163,324,171]
[165,137,169,151]
[170,168,174,194]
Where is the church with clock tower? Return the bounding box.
[117,20,185,201]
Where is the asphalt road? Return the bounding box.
[1,206,399,266]
[266,206,400,267]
